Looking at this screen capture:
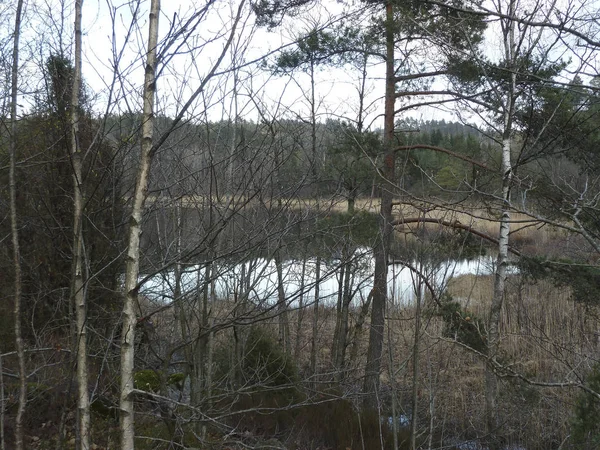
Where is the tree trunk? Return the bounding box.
[275,252,291,354]
[232,261,245,388]
[191,147,216,436]
[347,195,356,215]
[338,267,352,377]
[363,0,396,409]
[0,354,4,450]
[191,263,208,436]
[349,290,372,367]
[332,262,345,372]
[387,322,398,450]
[294,257,307,362]
[310,58,318,182]
[410,281,423,450]
[334,256,352,381]
[70,0,90,446]
[206,315,215,415]
[9,1,26,448]
[165,204,184,439]
[192,261,214,438]
[485,133,513,450]
[310,256,321,379]
[119,0,160,446]
[485,3,516,446]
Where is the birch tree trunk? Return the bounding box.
[70,0,90,446]
[485,2,516,447]
[119,0,160,446]
[9,1,26,448]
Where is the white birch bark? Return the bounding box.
[485,1,516,446]
[119,0,160,446]
[70,0,90,447]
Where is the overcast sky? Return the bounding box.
[11,0,594,129]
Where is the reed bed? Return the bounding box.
[282,272,597,448]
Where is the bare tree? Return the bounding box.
[119,0,161,445]
[118,1,247,444]
[8,1,26,448]
[68,0,91,447]
[481,1,519,443]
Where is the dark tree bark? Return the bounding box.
[363,0,396,409]
[9,1,26,448]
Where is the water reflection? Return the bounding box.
[140,251,502,306]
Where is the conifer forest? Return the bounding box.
[2,0,600,448]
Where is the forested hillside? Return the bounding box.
[2,0,600,449]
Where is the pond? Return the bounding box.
[140,250,504,306]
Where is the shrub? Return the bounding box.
[243,325,298,387]
[439,298,487,353]
[133,369,185,392]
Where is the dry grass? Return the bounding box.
[145,193,571,258]
[301,196,568,257]
[284,271,598,448]
[381,274,597,448]
[389,203,567,254]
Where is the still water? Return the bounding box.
[140,250,502,306]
